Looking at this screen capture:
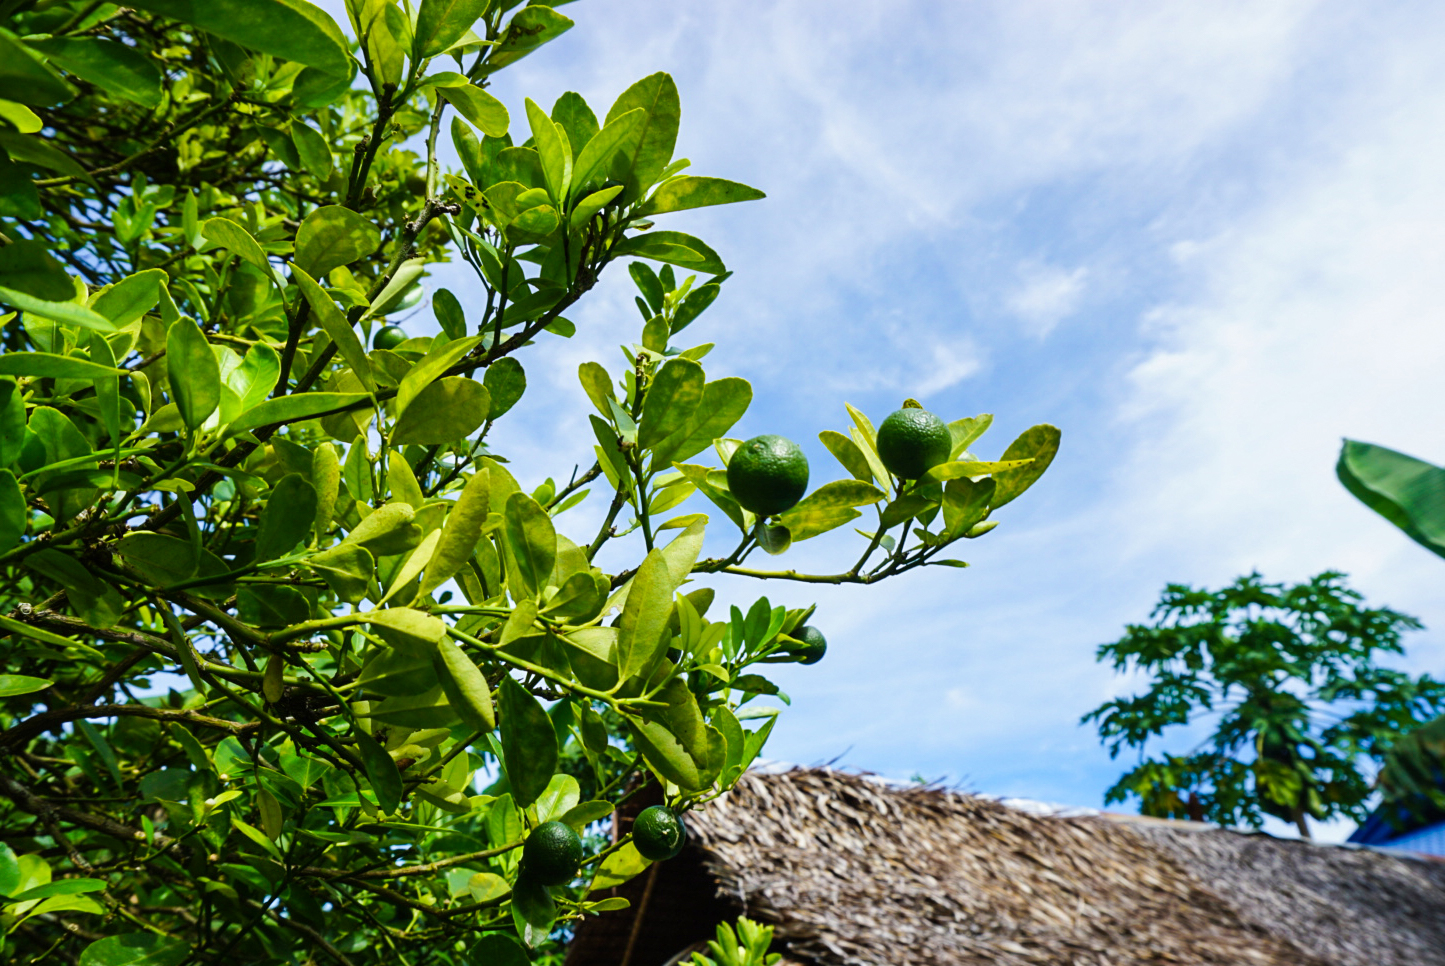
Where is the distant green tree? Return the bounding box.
[1083,572,1445,837]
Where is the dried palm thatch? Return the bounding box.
[567,768,1445,966]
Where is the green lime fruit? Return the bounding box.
[372,324,407,351]
[521,821,582,886]
[633,806,687,861]
[727,435,809,517]
[791,625,827,665]
[876,408,952,479]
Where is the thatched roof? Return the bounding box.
[568,768,1445,966]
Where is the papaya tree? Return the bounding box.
[0,1,1059,963]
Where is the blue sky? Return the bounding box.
[327,1,1445,838]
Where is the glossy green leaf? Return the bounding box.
[0,353,125,380]
[395,335,483,417]
[26,409,95,525]
[568,108,642,194]
[358,646,436,698]
[651,377,751,467]
[378,528,440,605]
[0,470,23,553]
[552,91,599,162]
[166,317,220,431]
[418,469,489,599]
[387,453,424,509]
[922,458,1032,482]
[290,121,333,179]
[228,392,370,434]
[127,0,350,76]
[414,0,488,58]
[78,933,189,966]
[435,635,495,732]
[0,286,115,332]
[257,473,318,560]
[292,266,374,392]
[610,230,726,276]
[313,442,340,540]
[948,413,993,458]
[93,269,165,327]
[393,376,490,445]
[364,684,459,729]
[819,429,873,484]
[90,333,121,443]
[344,502,422,556]
[483,4,573,73]
[364,607,446,655]
[512,874,555,931]
[0,378,22,468]
[0,238,73,301]
[29,37,163,109]
[525,97,571,202]
[0,31,74,106]
[440,84,509,138]
[308,542,374,603]
[604,72,679,202]
[942,476,995,541]
[1338,440,1445,558]
[0,674,53,697]
[202,217,272,272]
[617,548,675,679]
[483,357,526,419]
[637,357,704,449]
[353,729,403,814]
[637,176,765,216]
[504,491,556,597]
[498,676,557,808]
[433,288,466,341]
[295,205,381,279]
[670,282,719,334]
[991,423,1061,508]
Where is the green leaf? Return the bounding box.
[440,84,510,138]
[292,266,374,391]
[942,476,995,541]
[0,286,116,332]
[525,97,572,203]
[511,874,555,931]
[670,282,719,335]
[605,72,680,203]
[308,542,374,603]
[358,646,436,698]
[638,358,704,450]
[257,473,318,561]
[202,217,272,272]
[235,344,282,411]
[651,377,751,466]
[484,5,573,73]
[393,376,490,445]
[0,842,19,897]
[611,230,726,276]
[617,548,675,680]
[0,674,53,697]
[435,636,495,732]
[569,106,643,195]
[504,491,556,597]
[1338,440,1445,558]
[29,37,163,109]
[343,502,422,556]
[922,458,1032,482]
[433,287,466,341]
[414,0,488,58]
[0,353,125,380]
[166,318,220,431]
[9,877,106,901]
[228,392,370,434]
[418,469,490,599]
[0,30,74,107]
[948,413,993,458]
[0,470,23,553]
[0,238,73,301]
[879,493,933,529]
[484,357,526,419]
[126,0,350,76]
[353,729,403,814]
[637,176,765,216]
[78,933,189,966]
[552,91,599,162]
[93,269,166,326]
[498,676,558,809]
[589,842,650,892]
[991,424,1060,508]
[295,205,381,279]
[534,773,581,823]
[395,335,483,416]
[290,121,334,179]
[819,429,873,484]
[363,607,446,655]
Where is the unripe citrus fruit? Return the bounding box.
[633,805,686,861]
[791,625,827,665]
[727,435,808,517]
[521,821,582,886]
[876,408,951,479]
[372,324,407,351]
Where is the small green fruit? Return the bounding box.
[521,821,582,886]
[727,435,809,517]
[372,325,407,351]
[633,806,686,861]
[876,408,951,479]
[791,625,827,665]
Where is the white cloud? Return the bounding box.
[1006,264,1088,338]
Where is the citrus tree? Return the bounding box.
[0,1,1060,963]
[1084,571,1445,837]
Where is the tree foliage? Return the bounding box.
[1083,572,1445,836]
[0,0,1059,962]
